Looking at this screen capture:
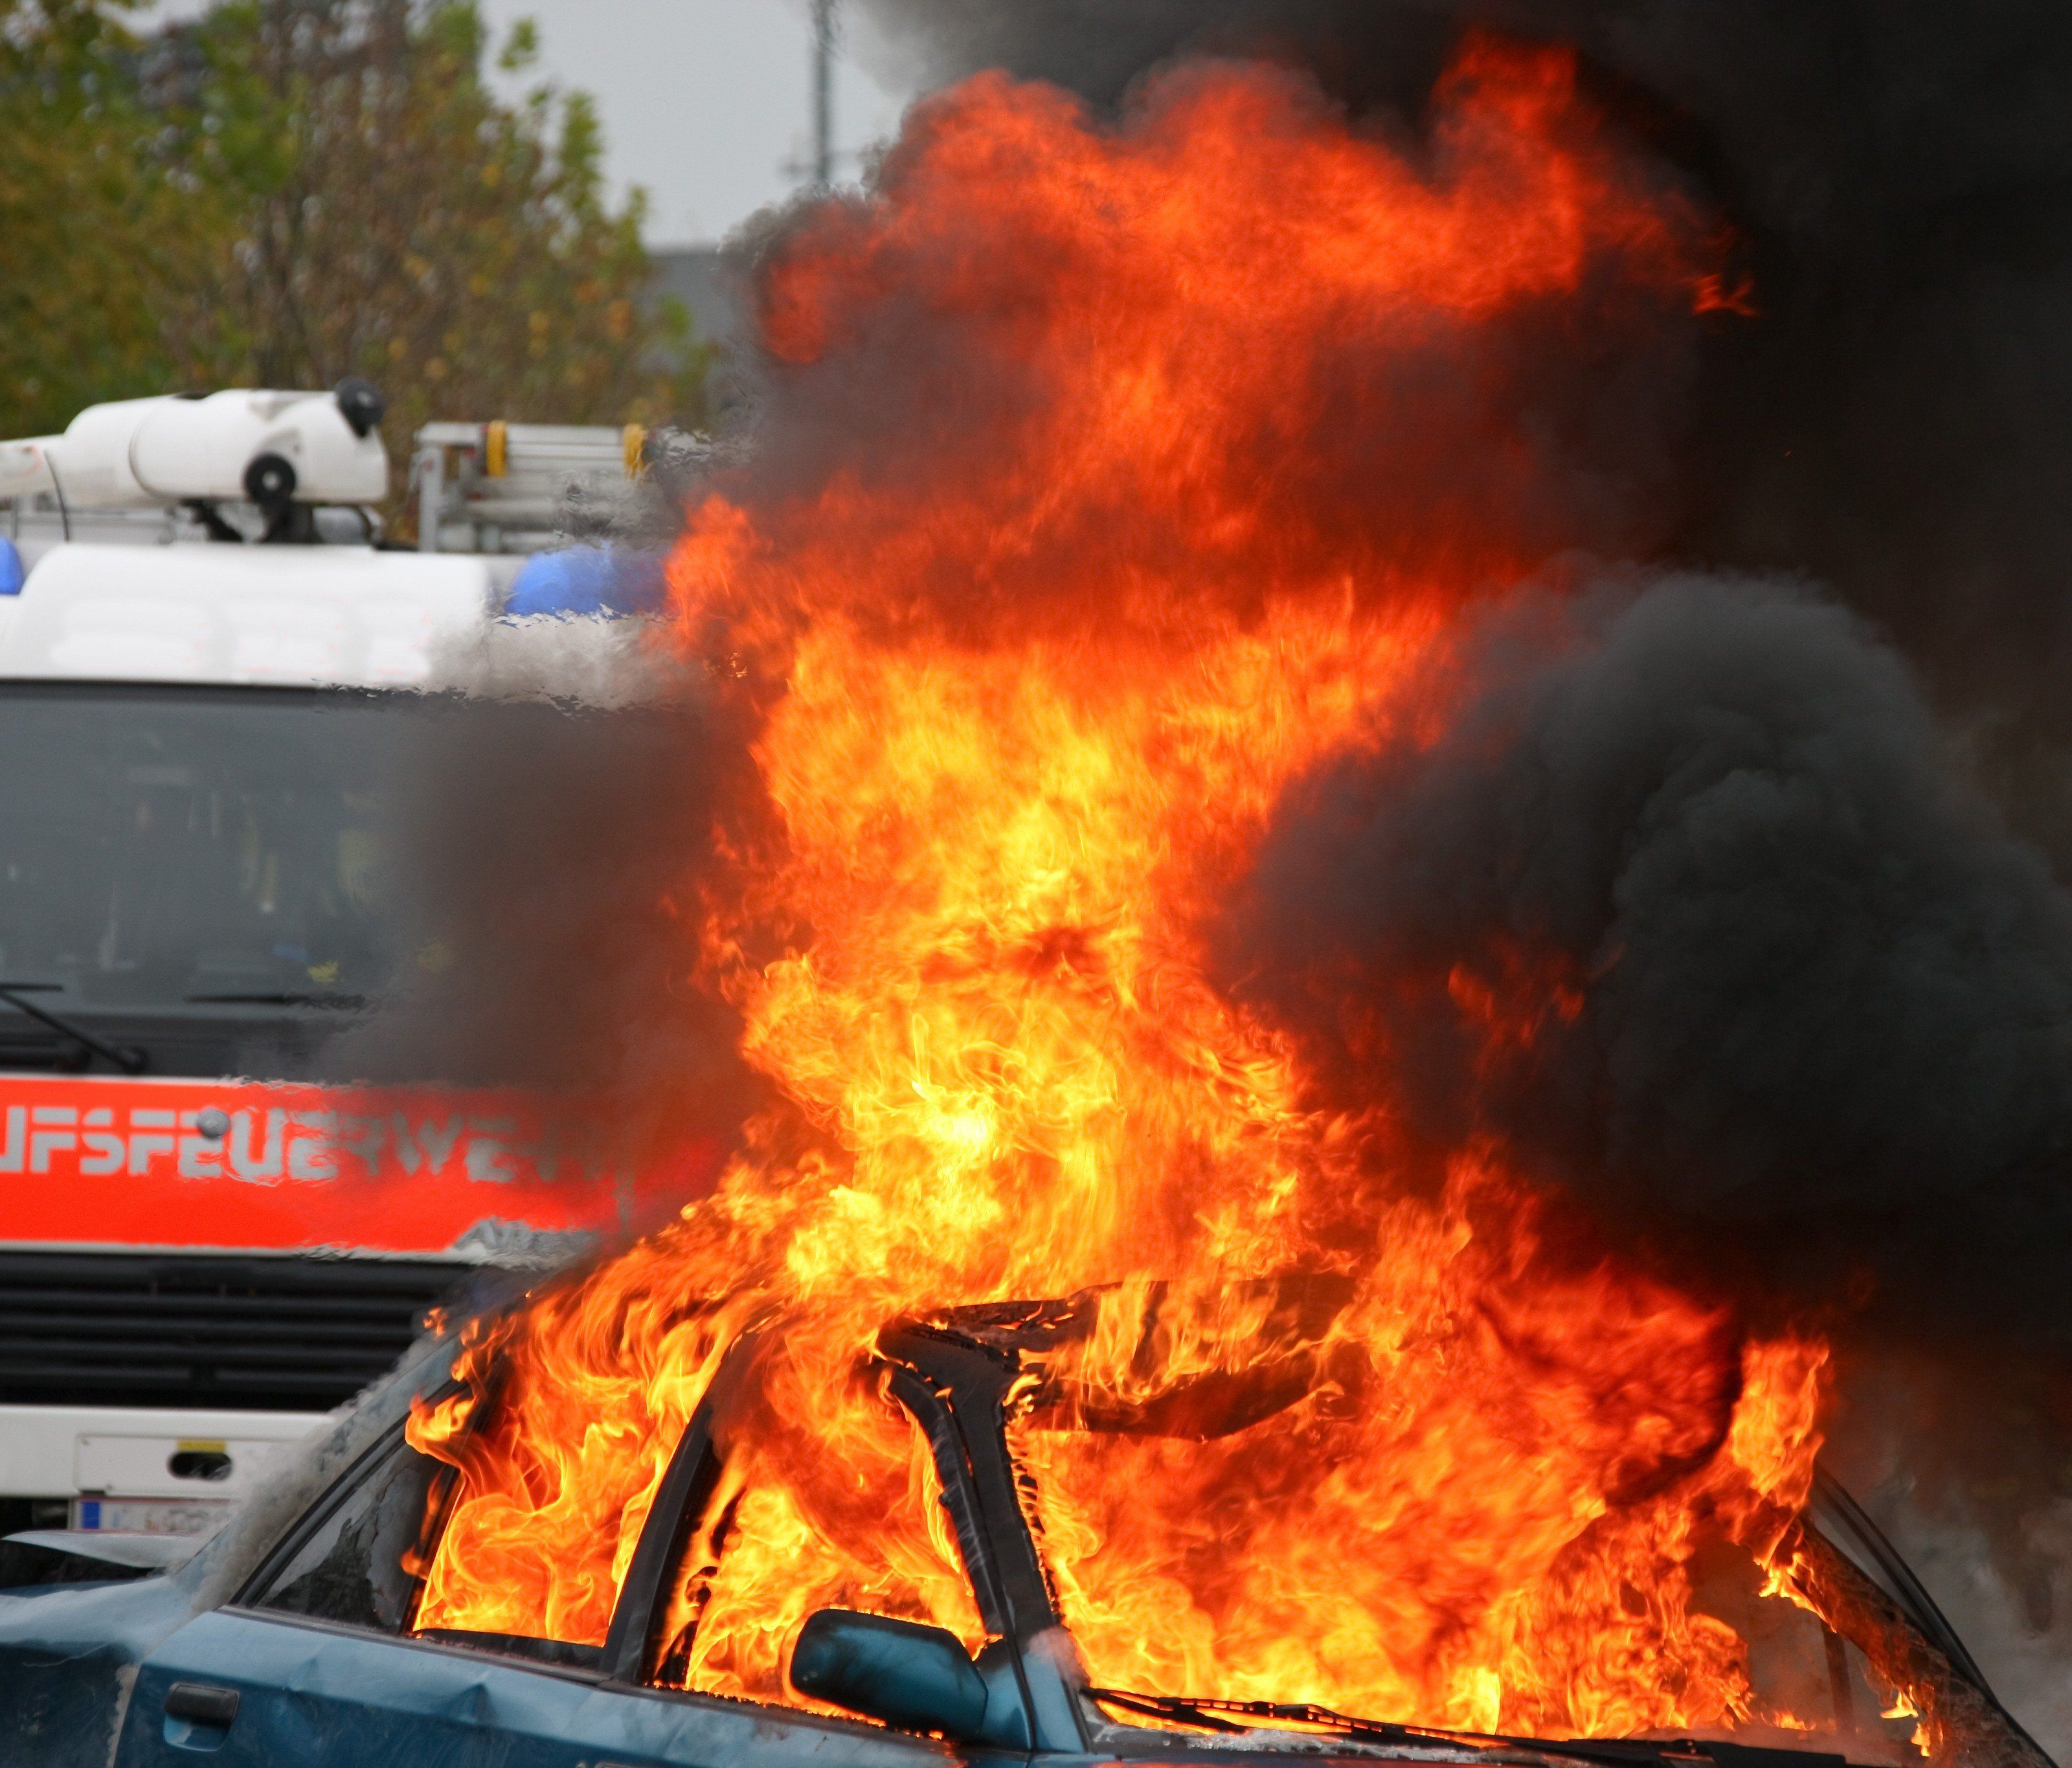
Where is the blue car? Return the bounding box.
[0,1303,2051,1768]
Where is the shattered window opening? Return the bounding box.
[642,1367,985,1714]
[1006,1411,1925,1761]
[249,1433,455,1638]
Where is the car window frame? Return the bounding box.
[879,1326,1089,1753]
[564,1325,1085,1755]
[614,1334,1041,1738]
[215,1327,1038,1752]
[232,1412,456,1627]
[605,1351,1002,1749]
[618,1339,1049,1754]
[224,1396,666,1680]
[600,1385,726,1684]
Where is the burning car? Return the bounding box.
[6,19,2062,1768]
[0,1284,2048,1768]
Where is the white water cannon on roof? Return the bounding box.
[0,382,388,543]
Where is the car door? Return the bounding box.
[111,1424,629,1768]
[113,1348,1037,1768]
[365,1372,1038,1768]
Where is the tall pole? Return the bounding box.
[811,0,836,186]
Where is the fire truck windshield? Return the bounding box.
[0,681,413,1013]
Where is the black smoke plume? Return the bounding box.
[854,0,2072,867]
[319,638,767,1178]
[1217,572,2072,1732]
[1224,575,2072,1339]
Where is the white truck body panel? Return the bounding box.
[0,396,621,1534]
[0,1404,323,1508]
[0,542,496,688]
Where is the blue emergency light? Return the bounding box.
[504,544,664,618]
[0,536,24,596]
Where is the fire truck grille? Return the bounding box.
[0,1251,480,1413]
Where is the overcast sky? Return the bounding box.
[473,0,916,245]
[140,0,920,246]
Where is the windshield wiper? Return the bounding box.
[183,991,368,1009]
[0,982,148,1075]
[1089,1688,1441,1745]
[1085,1690,1851,1768]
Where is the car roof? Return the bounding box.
[912,1274,1356,1357]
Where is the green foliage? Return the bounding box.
[0,1,202,432]
[1,0,708,519]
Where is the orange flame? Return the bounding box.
[405,39,1865,1745]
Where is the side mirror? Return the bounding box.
[791,1608,989,1739]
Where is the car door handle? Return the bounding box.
[164,1683,240,1727]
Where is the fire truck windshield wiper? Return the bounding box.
[183,990,368,1009]
[0,982,148,1075]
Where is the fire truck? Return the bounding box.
[0,386,676,1540]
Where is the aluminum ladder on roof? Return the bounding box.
[413,421,648,556]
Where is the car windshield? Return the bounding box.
[1006,1405,1935,1762]
[0,682,412,1009]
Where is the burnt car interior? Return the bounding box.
[215,1295,2044,1768]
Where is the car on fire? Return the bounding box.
[0,1292,2051,1768]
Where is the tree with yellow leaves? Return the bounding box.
[2,0,708,525]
